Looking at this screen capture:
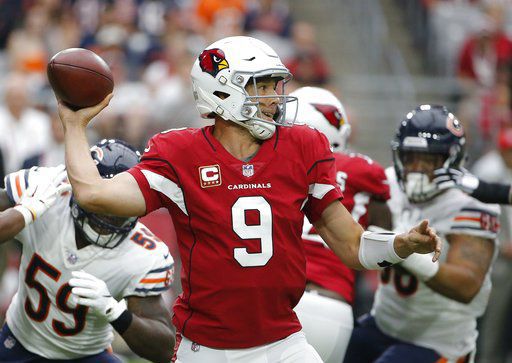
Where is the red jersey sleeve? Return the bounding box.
[303,130,343,223]
[358,160,391,201]
[127,134,180,215]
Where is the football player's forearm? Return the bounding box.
[470,180,512,204]
[63,125,105,210]
[425,264,482,304]
[316,203,365,270]
[121,316,175,363]
[0,189,14,212]
[0,209,25,243]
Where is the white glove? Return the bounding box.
[69,270,127,322]
[12,166,71,226]
[400,252,440,281]
[433,167,479,194]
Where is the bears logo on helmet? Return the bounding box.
[199,48,229,78]
[446,114,464,137]
[90,145,104,165]
[311,103,345,129]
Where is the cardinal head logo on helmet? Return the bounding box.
[198,48,229,78]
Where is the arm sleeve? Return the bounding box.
[123,243,175,298]
[449,203,501,240]
[127,135,180,215]
[357,161,391,201]
[303,131,343,223]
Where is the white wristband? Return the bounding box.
[13,205,34,226]
[401,253,439,281]
[358,231,404,269]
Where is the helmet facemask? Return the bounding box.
[393,147,463,203]
[71,197,138,249]
[71,139,140,248]
[191,36,299,140]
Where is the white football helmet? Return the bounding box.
[289,87,351,151]
[190,36,297,140]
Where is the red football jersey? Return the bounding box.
[128,125,343,348]
[302,152,390,304]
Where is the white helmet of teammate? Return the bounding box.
[191,36,297,140]
[289,87,351,152]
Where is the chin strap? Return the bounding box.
[246,120,276,140]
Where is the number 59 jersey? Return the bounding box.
[128,125,343,349]
[372,168,500,360]
[6,192,174,360]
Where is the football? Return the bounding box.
[47,48,113,110]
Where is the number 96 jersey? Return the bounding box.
[6,190,174,360]
[128,125,343,349]
[372,168,500,360]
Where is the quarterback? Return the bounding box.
[344,105,500,363]
[0,140,174,363]
[57,36,440,362]
[289,87,392,363]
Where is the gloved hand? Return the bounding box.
[11,165,71,226]
[433,167,480,194]
[69,270,127,322]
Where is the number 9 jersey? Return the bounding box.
[127,124,343,349]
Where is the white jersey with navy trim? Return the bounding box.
[5,188,174,359]
[371,168,500,359]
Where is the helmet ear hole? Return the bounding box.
[213,91,230,100]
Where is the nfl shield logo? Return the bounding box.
[242,164,254,177]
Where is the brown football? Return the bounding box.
[47,48,113,110]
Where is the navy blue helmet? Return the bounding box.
[70,139,141,248]
[391,104,466,202]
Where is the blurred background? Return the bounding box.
[2,0,512,362]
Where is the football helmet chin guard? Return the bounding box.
[190,36,298,140]
[70,139,140,249]
[392,104,466,203]
[288,86,351,151]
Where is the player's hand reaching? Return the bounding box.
[394,220,442,262]
[8,165,71,226]
[58,93,113,130]
[69,270,127,322]
[433,167,480,194]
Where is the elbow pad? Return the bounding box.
[358,231,404,269]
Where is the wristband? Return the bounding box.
[13,205,34,226]
[110,309,133,335]
[471,181,511,204]
[400,253,439,281]
[358,231,404,269]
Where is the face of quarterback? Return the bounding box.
[245,76,280,122]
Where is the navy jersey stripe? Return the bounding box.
[460,208,499,217]
[134,286,170,293]
[148,264,174,274]
[5,175,14,205]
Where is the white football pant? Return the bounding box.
[174,330,322,363]
[294,291,353,363]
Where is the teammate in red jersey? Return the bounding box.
[56,36,441,362]
[290,87,392,363]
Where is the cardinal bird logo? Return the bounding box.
[198,48,229,78]
[312,103,345,129]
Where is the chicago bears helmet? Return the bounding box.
[70,139,140,248]
[190,36,298,140]
[288,87,351,152]
[392,104,466,203]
